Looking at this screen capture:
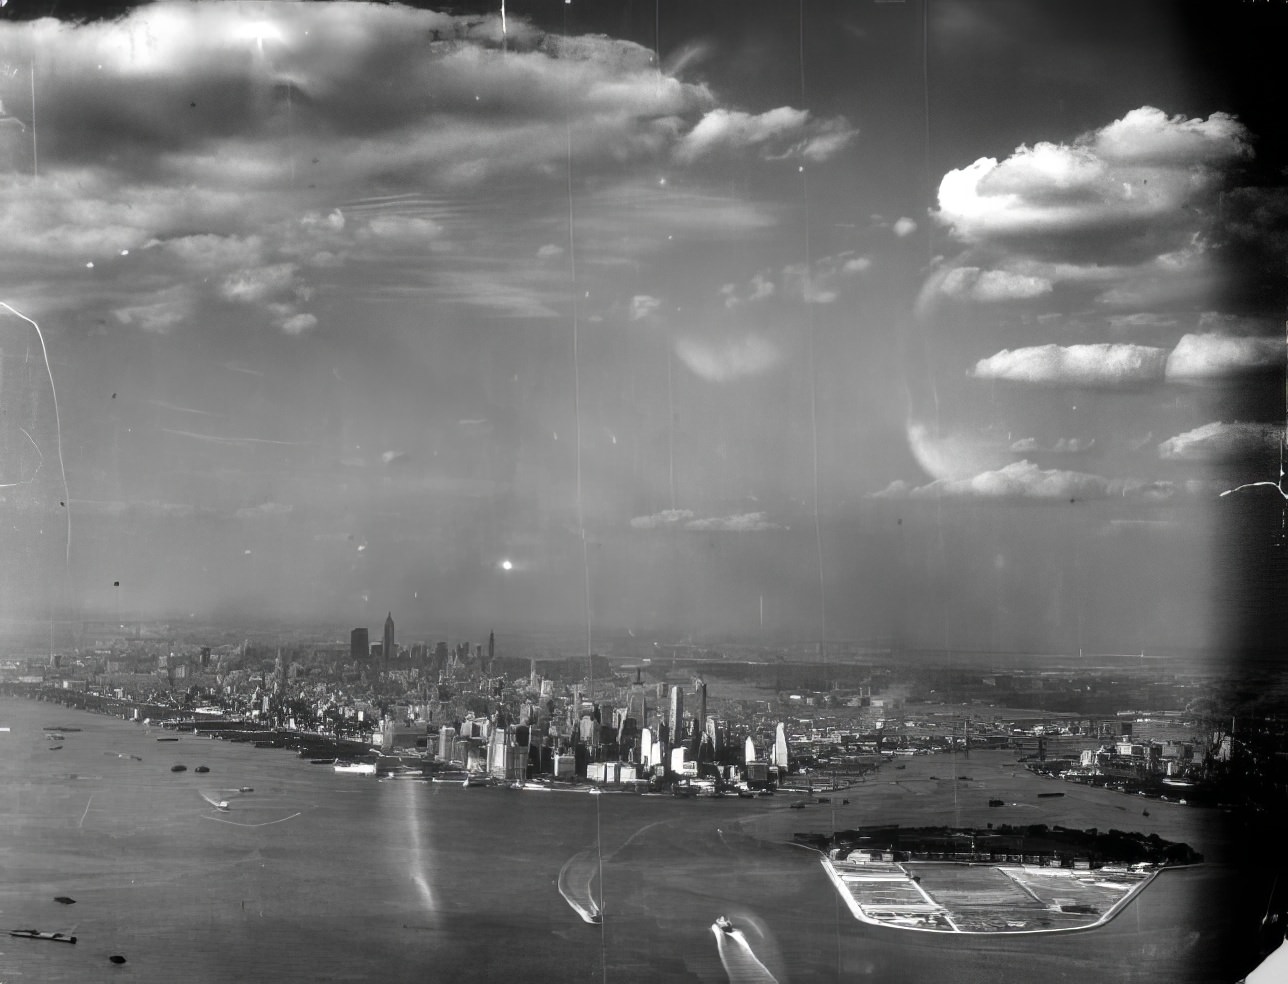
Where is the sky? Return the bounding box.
[1,0,1285,656]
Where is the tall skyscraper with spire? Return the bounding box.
[383,612,395,676]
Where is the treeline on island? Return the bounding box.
[793,824,1203,867]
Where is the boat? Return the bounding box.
[334,761,377,775]
[310,758,336,765]
[53,896,76,905]
[157,737,179,742]
[1038,792,1065,798]
[45,733,65,741]
[171,764,187,772]
[194,766,210,773]
[9,929,77,943]
[239,786,254,793]
[715,915,734,934]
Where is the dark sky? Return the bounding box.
[0,1,1284,655]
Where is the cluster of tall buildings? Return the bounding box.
[349,612,397,671]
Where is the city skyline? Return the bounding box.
[1,1,1285,658]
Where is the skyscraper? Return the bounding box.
[350,627,369,663]
[383,612,395,675]
[668,684,684,748]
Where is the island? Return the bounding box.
[796,824,1201,934]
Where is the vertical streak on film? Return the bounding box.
[29,55,37,177]
[0,302,70,569]
[798,1,827,659]
[563,6,593,672]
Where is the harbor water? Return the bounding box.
[0,697,1267,983]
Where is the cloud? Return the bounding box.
[1106,312,1178,332]
[1092,107,1252,166]
[1157,422,1282,461]
[357,214,446,244]
[934,106,1250,246]
[0,4,854,339]
[112,286,193,333]
[782,251,871,304]
[939,266,1053,302]
[674,333,781,382]
[233,502,294,520]
[1009,436,1095,454]
[274,312,316,337]
[683,511,782,531]
[219,263,299,303]
[673,107,856,164]
[871,460,1175,503]
[630,294,662,321]
[971,343,1168,387]
[892,217,917,238]
[721,272,775,308]
[1164,333,1283,381]
[629,508,695,529]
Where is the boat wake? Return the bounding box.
[711,918,779,984]
[557,848,602,924]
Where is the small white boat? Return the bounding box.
[334,762,377,775]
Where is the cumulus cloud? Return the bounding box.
[1157,422,1282,461]
[629,508,695,529]
[939,266,1053,302]
[892,216,917,237]
[684,511,782,531]
[674,333,781,382]
[871,460,1175,503]
[1164,333,1283,381]
[971,343,1168,387]
[536,243,565,259]
[935,107,1250,245]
